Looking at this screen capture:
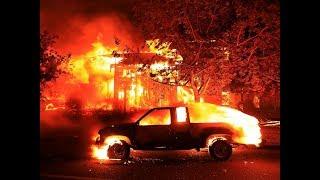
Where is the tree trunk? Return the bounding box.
[253,95,260,109]
[190,82,200,102]
[190,72,200,102]
[190,72,210,103]
[194,92,200,102]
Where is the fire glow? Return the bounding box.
[91,103,261,160]
[92,136,124,160]
[41,36,261,159]
[176,106,187,122]
[42,38,183,112]
[187,102,261,146]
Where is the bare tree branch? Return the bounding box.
[199,77,211,94]
[236,26,243,46]
[185,15,199,41]
[263,74,280,83]
[238,26,268,46]
[247,44,259,62]
[206,14,215,34]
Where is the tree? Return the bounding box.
[132,0,237,101]
[40,31,71,99]
[219,0,280,106]
[132,0,279,104]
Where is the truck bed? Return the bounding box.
[189,122,234,137]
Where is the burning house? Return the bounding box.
[113,61,178,112]
[41,39,187,112]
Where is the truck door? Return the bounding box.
[171,107,193,147]
[135,108,173,148]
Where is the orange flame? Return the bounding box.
[68,40,121,99]
[177,86,195,103]
[188,102,261,146]
[92,136,124,160]
[139,108,171,126]
[42,37,184,112]
[146,39,183,61]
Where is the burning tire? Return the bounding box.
[107,141,130,160]
[208,139,232,161]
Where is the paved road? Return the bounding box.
[40,147,279,180]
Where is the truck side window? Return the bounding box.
[139,109,171,126]
[176,107,187,122]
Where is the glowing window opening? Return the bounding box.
[139,109,171,126]
[176,107,187,123]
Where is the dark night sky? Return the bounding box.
[40,0,142,55]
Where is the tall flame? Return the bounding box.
[146,39,183,61]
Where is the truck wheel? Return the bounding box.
[208,140,232,161]
[107,141,130,160]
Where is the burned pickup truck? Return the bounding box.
[95,105,261,161]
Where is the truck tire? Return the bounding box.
[208,140,232,161]
[107,141,130,160]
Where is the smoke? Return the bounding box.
[41,0,143,55]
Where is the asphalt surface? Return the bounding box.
[40,146,279,180]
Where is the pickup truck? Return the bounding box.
[95,106,239,161]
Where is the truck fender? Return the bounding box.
[199,128,234,147]
[205,134,233,146]
[103,135,132,146]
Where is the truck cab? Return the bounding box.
[134,106,194,149]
